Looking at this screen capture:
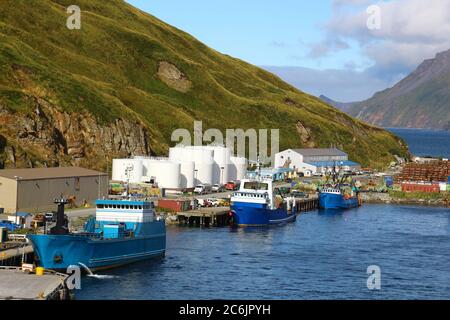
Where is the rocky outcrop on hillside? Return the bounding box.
[0,99,152,170]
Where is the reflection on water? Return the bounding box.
[76,204,450,300]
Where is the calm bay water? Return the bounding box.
[388,128,450,158]
[76,204,450,300]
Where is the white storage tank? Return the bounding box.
[230,156,248,181]
[170,146,214,185]
[191,147,214,185]
[207,146,231,185]
[180,161,195,189]
[139,157,170,177]
[228,162,237,182]
[169,147,185,163]
[112,159,144,183]
[145,159,181,189]
[194,163,213,185]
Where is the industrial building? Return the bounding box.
[112,145,248,190]
[274,148,360,175]
[0,167,108,214]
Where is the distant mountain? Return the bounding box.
[347,49,450,130]
[319,95,356,113]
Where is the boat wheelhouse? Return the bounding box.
[230,178,297,227]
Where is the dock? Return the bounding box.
[0,266,70,300]
[175,197,319,227]
[177,207,230,227]
[0,244,34,266]
[293,196,319,213]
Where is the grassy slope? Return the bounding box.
[0,0,408,168]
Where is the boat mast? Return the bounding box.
[50,198,69,235]
[256,154,261,180]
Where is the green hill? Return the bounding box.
[0,0,408,170]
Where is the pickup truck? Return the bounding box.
[194,184,212,195]
[211,184,224,193]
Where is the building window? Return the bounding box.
[75,177,80,191]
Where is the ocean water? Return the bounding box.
[76,204,450,300]
[388,128,450,158]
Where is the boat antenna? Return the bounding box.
[98,171,101,199]
[125,164,133,198]
[332,160,337,184]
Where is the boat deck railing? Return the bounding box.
[72,230,135,240]
[232,191,269,198]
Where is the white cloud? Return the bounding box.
[267,0,450,102]
[324,0,450,70]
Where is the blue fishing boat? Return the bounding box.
[319,187,359,210]
[27,198,166,271]
[318,162,361,210]
[230,177,297,227]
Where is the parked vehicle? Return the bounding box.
[206,198,221,207]
[211,184,224,193]
[313,172,323,177]
[225,181,240,191]
[291,190,308,198]
[217,198,230,207]
[44,212,55,222]
[197,198,211,207]
[194,184,212,195]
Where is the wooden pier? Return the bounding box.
[176,197,319,227]
[0,244,34,266]
[177,207,230,227]
[0,266,70,300]
[293,196,319,213]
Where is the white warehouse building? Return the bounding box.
[112,145,248,190]
[274,148,360,176]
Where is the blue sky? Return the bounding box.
[127,0,450,102]
[128,0,362,69]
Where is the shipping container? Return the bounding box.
[401,182,440,193]
[157,199,191,212]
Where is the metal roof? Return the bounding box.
[0,167,107,181]
[290,148,348,157]
[15,212,31,217]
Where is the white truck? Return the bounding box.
[194,184,212,195]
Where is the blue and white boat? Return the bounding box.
[27,198,166,271]
[318,162,361,210]
[230,178,297,227]
[319,187,359,210]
